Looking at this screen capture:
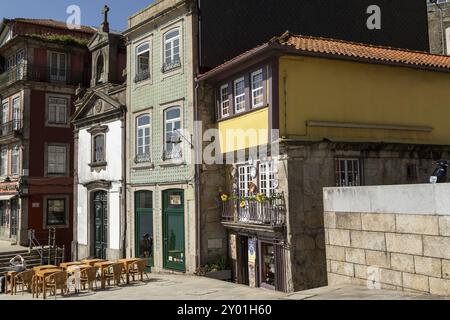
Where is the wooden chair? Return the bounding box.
[80,266,97,291]
[129,259,150,282]
[13,270,34,295]
[45,271,67,299]
[104,263,125,287]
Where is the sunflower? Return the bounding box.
[256,193,267,203]
[220,194,229,202]
[240,200,246,208]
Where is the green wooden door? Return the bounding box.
[93,191,108,259]
[135,191,154,267]
[163,190,185,271]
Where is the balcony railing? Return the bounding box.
[0,63,86,88]
[222,193,286,227]
[162,57,181,73]
[134,69,150,83]
[1,120,22,137]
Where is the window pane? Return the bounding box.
[47,199,66,225]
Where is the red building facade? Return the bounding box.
[0,19,94,254]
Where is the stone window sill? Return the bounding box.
[89,162,107,172]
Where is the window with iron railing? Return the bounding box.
[162,28,181,73]
[335,158,361,187]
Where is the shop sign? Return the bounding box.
[248,238,256,263]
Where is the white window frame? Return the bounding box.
[136,114,151,162]
[238,165,252,197]
[259,161,276,197]
[136,42,150,81]
[49,51,67,82]
[234,77,246,113]
[93,134,106,164]
[163,28,181,71]
[251,69,264,108]
[47,145,67,175]
[47,96,68,126]
[1,148,7,176]
[164,107,182,159]
[2,100,9,124]
[219,84,230,118]
[12,97,20,130]
[11,146,19,176]
[335,158,361,187]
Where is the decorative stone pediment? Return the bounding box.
[72,89,124,124]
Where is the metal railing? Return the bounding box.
[134,69,150,83]
[1,120,22,137]
[0,63,86,87]
[222,193,286,227]
[28,229,44,265]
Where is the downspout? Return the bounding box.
[121,109,127,259]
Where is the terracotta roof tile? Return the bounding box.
[279,32,450,70]
[199,32,450,80]
[14,18,96,33]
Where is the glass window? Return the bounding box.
[93,134,105,163]
[1,149,7,176]
[260,242,276,288]
[251,70,264,108]
[48,145,67,174]
[136,115,151,162]
[48,97,68,125]
[219,85,230,118]
[50,52,67,82]
[234,77,246,113]
[164,107,181,159]
[238,165,252,197]
[47,199,66,226]
[12,98,20,130]
[335,158,361,187]
[11,146,19,176]
[259,161,276,197]
[163,28,181,72]
[135,43,150,82]
[2,101,9,124]
[96,54,105,84]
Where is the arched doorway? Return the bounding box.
[93,190,108,259]
[135,191,154,267]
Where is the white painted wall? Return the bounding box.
[323,183,450,216]
[76,120,123,250]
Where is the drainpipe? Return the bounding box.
[194,81,201,269]
[121,111,127,259]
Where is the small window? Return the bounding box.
[2,101,9,124]
[238,165,252,197]
[234,77,246,113]
[135,43,150,82]
[48,97,68,125]
[50,52,67,82]
[96,54,105,84]
[164,107,182,160]
[335,158,361,187]
[46,199,66,226]
[12,97,20,130]
[1,148,7,176]
[47,145,67,175]
[11,146,19,176]
[219,85,230,118]
[93,134,105,163]
[163,28,181,73]
[407,164,418,182]
[136,115,151,163]
[251,70,264,108]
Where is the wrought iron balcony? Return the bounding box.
[135,153,151,164]
[162,57,181,73]
[134,69,150,83]
[0,120,23,138]
[0,63,86,88]
[162,148,183,161]
[222,193,286,227]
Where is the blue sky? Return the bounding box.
[1,0,154,31]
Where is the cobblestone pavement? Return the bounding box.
[0,273,447,300]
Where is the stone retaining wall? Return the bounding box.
[324,184,450,296]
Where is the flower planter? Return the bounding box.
[204,269,232,281]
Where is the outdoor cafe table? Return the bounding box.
[60,261,84,269]
[3,270,17,295]
[81,259,105,266]
[93,261,115,289]
[117,258,140,284]
[32,268,62,299]
[33,265,58,271]
[66,264,90,293]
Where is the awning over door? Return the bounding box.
[0,194,16,201]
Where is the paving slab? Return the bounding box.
[0,273,446,300]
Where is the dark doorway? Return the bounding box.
[237,235,249,285]
[93,190,108,259]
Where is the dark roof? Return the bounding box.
[13,18,96,33]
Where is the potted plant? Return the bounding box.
[195,255,231,281]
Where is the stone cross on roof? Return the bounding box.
[101,5,110,33]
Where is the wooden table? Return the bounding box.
[93,261,114,289]
[32,268,62,299]
[33,265,58,271]
[118,258,140,284]
[65,264,89,293]
[60,262,84,269]
[4,271,17,295]
[81,259,105,266]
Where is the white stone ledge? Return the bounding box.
[323,183,450,216]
